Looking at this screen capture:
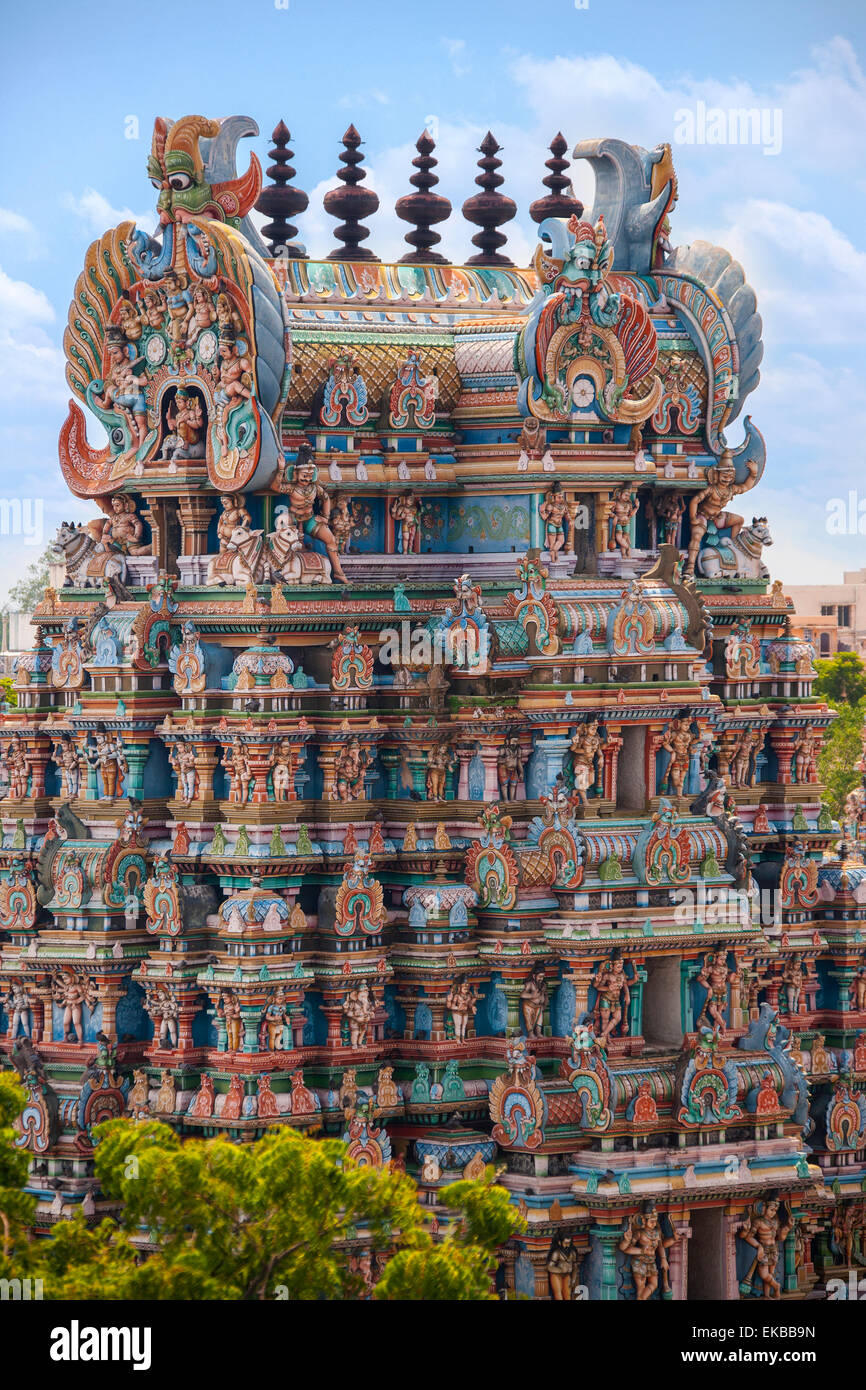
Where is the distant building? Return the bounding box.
[0,610,34,675]
[785,567,866,657]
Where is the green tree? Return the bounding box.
[25,1118,522,1300]
[814,651,866,705]
[818,696,866,818]
[5,545,53,612]
[0,677,16,707]
[0,1074,36,1275]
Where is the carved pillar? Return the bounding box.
[142,496,179,572]
[177,494,216,556]
[768,728,797,786]
[601,730,622,802]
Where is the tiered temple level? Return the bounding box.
[1,114,861,1301]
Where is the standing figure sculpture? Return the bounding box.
[5,980,33,1039]
[695,950,732,1032]
[591,952,630,1044]
[269,739,295,801]
[497,735,524,801]
[446,975,478,1043]
[547,1232,580,1301]
[521,965,549,1037]
[738,1198,793,1299]
[569,719,602,808]
[539,482,569,560]
[619,1204,678,1300]
[223,744,252,805]
[390,491,420,555]
[660,716,697,798]
[4,736,31,800]
[169,743,199,804]
[425,742,454,802]
[51,970,97,1044]
[607,486,639,559]
[220,990,243,1052]
[85,729,127,799]
[53,735,86,799]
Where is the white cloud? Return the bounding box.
[61,187,154,237]
[442,37,470,78]
[0,265,65,408]
[337,89,391,109]
[0,266,54,330]
[0,208,36,238]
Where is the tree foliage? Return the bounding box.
[0,1074,36,1274]
[5,546,53,613]
[12,1117,522,1300]
[811,652,866,817]
[818,696,866,818]
[814,651,866,706]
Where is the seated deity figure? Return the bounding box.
[333,739,371,802]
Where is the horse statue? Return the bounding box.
[51,521,129,587]
[695,517,772,581]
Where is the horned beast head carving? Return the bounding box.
[147,116,262,227]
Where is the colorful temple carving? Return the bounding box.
[2,113,861,1301]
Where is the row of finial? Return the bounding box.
[254,124,584,265]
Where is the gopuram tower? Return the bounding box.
[1,115,860,1301]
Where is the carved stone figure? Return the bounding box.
[685,450,760,575]
[207,494,268,586]
[619,1204,678,1300]
[53,735,86,799]
[591,952,630,1043]
[695,951,732,1031]
[85,729,127,799]
[269,739,295,801]
[569,719,602,807]
[539,482,569,559]
[222,743,252,804]
[220,990,242,1052]
[547,1232,580,1301]
[390,490,420,554]
[738,1198,793,1299]
[446,976,478,1043]
[5,980,33,1038]
[169,742,199,803]
[343,980,375,1048]
[51,969,97,1044]
[278,444,347,583]
[521,965,549,1037]
[333,739,371,802]
[660,717,696,797]
[497,735,524,801]
[425,742,453,801]
[606,486,639,558]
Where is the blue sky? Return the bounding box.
[1,0,864,597]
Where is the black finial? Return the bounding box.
[255,121,309,258]
[462,132,516,266]
[395,130,452,264]
[323,125,380,262]
[529,133,584,224]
